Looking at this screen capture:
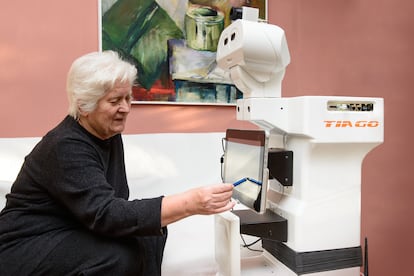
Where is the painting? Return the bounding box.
[99,0,267,104]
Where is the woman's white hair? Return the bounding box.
[66,50,137,119]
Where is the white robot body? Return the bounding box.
[258,96,384,252]
[215,15,383,276]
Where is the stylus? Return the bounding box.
[233,178,247,186]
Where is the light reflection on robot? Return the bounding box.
[214,9,383,276]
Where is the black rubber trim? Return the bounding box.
[262,240,362,275]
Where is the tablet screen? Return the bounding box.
[223,129,269,213]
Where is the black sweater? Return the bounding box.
[0,116,164,274]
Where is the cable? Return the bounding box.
[220,154,224,182]
[240,234,263,253]
[364,237,369,276]
[220,138,226,182]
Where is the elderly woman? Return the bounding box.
[0,51,234,275]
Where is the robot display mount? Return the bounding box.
[214,11,384,276]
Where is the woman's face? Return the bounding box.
[79,81,132,140]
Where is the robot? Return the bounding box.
[214,9,384,276]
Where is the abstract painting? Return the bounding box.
[99,0,267,104]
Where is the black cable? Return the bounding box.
[364,237,368,276]
[220,154,224,182]
[220,138,226,182]
[240,234,263,253]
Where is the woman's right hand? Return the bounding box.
[161,183,235,227]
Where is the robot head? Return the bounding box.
[216,19,290,97]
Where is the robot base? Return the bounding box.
[262,239,362,275]
[215,211,363,276]
[240,251,361,276]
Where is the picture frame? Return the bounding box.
[98,0,267,105]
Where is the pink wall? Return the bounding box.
[1,0,413,275]
[0,0,251,137]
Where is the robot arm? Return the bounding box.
[216,19,290,98]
